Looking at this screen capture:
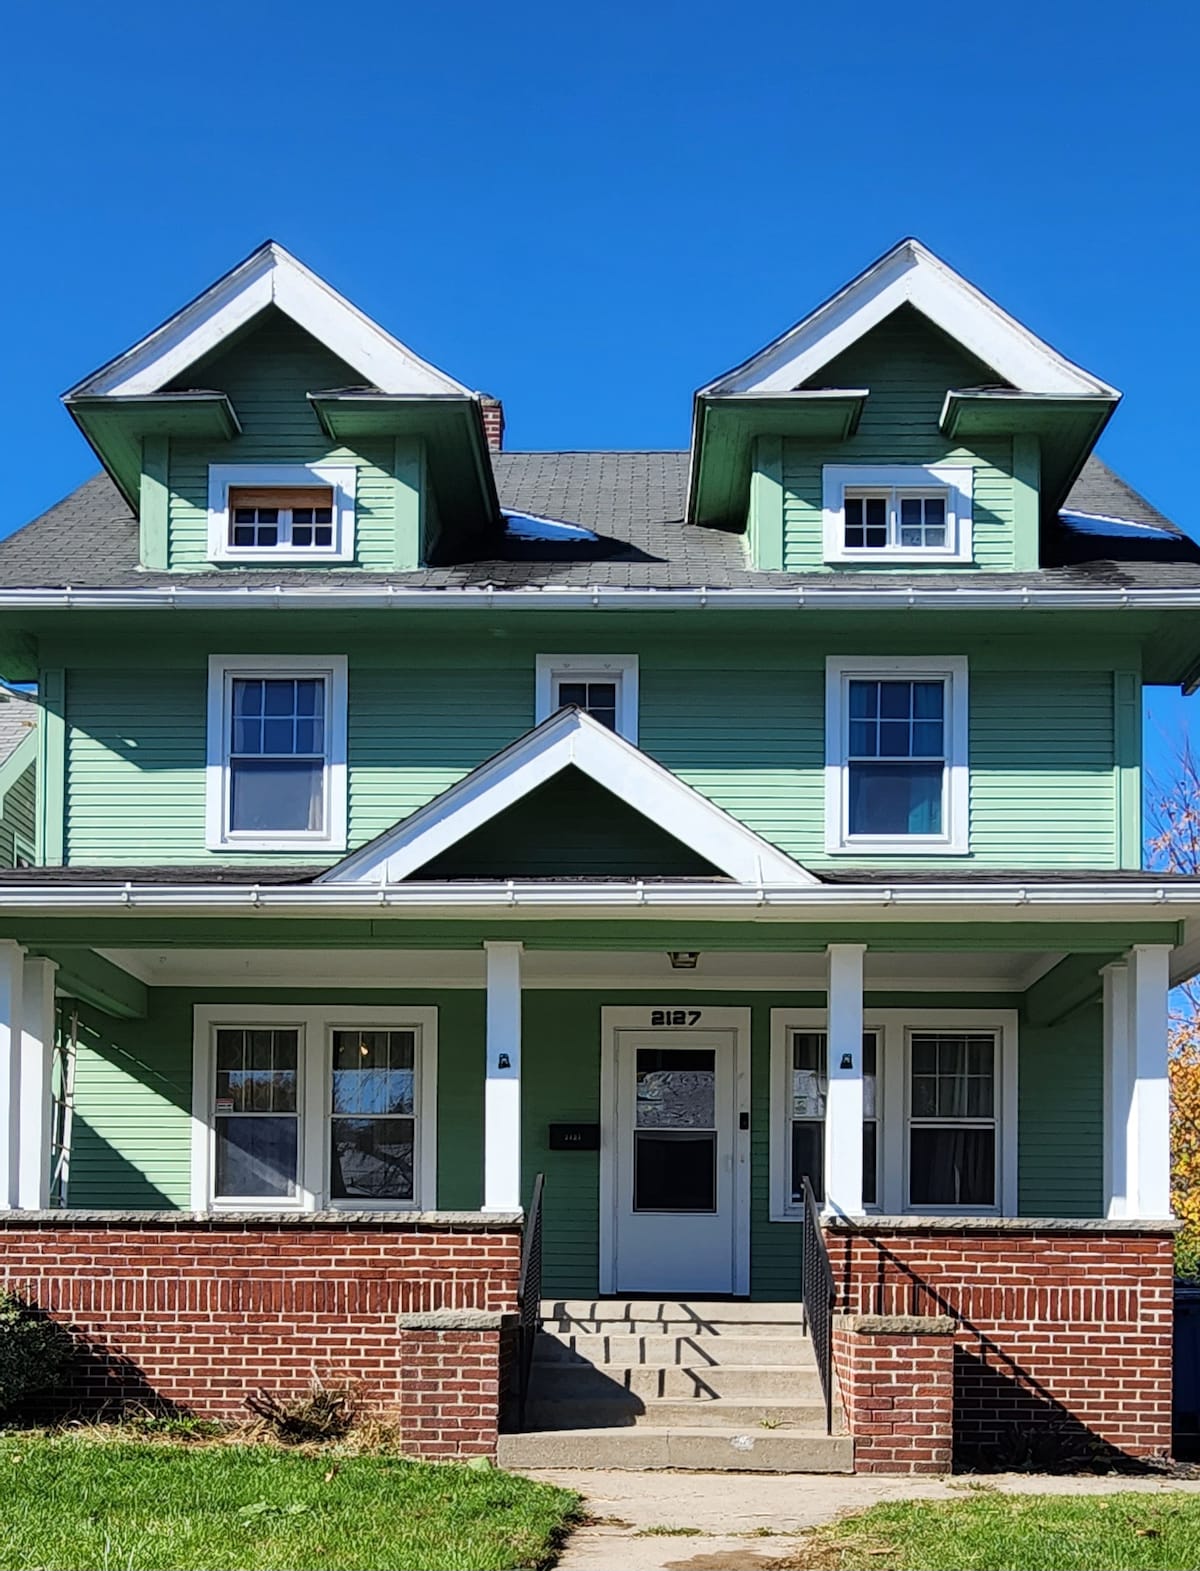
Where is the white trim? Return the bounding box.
[822,464,973,566]
[770,1006,1018,1218]
[18,956,57,1209]
[205,654,348,853]
[483,941,522,1213]
[320,705,815,887]
[190,1003,437,1213]
[824,655,969,856]
[534,654,639,743]
[1126,944,1172,1220]
[825,943,866,1217]
[599,1005,751,1296]
[70,242,472,400]
[207,463,357,564]
[0,942,23,1209]
[700,239,1117,399]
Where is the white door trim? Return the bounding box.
[599,1005,752,1296]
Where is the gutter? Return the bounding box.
[1,585,1200,612]
[0,879,1195,912]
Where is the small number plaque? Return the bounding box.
[649,1009,702,1027]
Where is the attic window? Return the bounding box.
[823,466,973,565]
[208,465,356,563]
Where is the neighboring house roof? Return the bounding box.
[0,688,37,767]
[0,452,1194,592]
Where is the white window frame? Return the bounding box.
[206,654,348,853]
[535,654,639,743]
[769,1007,1017,1219]
[824,654,969,856]
[191,1004,438,1213]
[207,463,357,564]
[822,464,973,565]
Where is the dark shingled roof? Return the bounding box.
[0,452,1194,592]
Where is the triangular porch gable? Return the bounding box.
[318,707,818,886]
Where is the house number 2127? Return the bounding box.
[650,1010,702,1026]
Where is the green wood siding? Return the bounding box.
[780,306,1019,573]
[1018,1002,1102,1216]
[163,312,417,572]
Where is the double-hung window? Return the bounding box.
[908,1031,997,1209]
[822,465,973,564]
[207,656,348,852]
[195,1007,437,1211]
[207,465,356,563]
[535,655,639,741]
[825,656,968,854]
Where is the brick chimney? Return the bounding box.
[480,395,505,451]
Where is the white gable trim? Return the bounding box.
[68,242,471,400]
[319,707,817,887]
[701,239,1118,399]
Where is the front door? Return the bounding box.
[609,1023,742,1294]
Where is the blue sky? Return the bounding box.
[4,0,1198,791]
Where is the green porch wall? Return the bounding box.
[162,312,419,573]
[780,307,1018,573]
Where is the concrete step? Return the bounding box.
[527,1360,823,1402]
[542,1315,806,1338]
[536,1330,816,1367]
[497,1424,854,1473]
[522,1396,829,1431]
[542,1299,803,1325]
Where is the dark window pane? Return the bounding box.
[865,497,887,526]
[558,682,587,709]
[233,680,263,717]
[292,525,314,547]
[925,497,945,522]
[849,681,878,719]
[909,1126,995,1207]
[263,681,294,717]
[215,1116,297,1199]
[913,682,944,719]
[848,761,943,835]
[791,1120,823,1204]
[330,1117,414,1200]
[229,758,324,833]
[315,526,334,546]
[879,682,911,719]
[863,1122,878,1206]
[633,1130,716,1211]
[257,526,278,547]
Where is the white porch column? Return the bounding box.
[1125,944,1173,1220]
[1101,961,1131,1218]
[483,941,523,1212]
[18,957,57,1210]
[0,942,24,1209]
[825,943,866,1217]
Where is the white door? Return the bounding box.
[612,1028,739,1294]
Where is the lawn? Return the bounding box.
[788,1490,1200,1571]
[0,1434,577,1571]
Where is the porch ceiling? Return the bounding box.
[95,945,1064,993]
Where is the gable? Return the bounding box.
[411,767,726,880]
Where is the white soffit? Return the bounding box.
[67,241,472,399]
[701,238,1118,399]
[318,706,817,887]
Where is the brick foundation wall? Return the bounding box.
[832,1315,955,1474]
[828,1222,1176,1464]
[0,1212,521,1459]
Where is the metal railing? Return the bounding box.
[515,1172,545,1427]
[800,1175,835,1435]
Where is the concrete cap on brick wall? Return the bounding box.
[837,1313,957,1335]
[0,1209,525,1231]
[823,1215,1180,1235]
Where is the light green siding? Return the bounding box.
[163,312,417,572]
[1018,1002,1102,1216]
[780,307,1019,573]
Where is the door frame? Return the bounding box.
[599,1005,752,1296]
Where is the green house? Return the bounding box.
[0,239,1196,1471]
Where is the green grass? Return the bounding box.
[0,1434,577,1571]
[794,1492,1200,1571]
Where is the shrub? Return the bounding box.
[0,1291,74,1409]
[244,1376,360,1444]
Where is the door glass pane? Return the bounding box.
[634,1130,716,1211]
[331,1117,414,1201]
[635,1048,715,1129]
[215,1116,297,1199]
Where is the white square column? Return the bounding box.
[483,941,523,1213]
[1125,944,1173,1220]
[0,942,24,1210]
[1101,961,1131,1218]
[18,957,57,1210]
[825,943,866,1218]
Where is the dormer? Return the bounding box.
[688,239,1119,572]
[62,242,500,571]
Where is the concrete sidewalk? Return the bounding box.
[525,1468,1200,1570]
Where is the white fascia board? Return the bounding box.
[700,239,1117,399]
[7,585,1200,613]
[68,242,471,400]
[319,706,816,887]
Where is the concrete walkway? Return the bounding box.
[525,1468,1200,1570]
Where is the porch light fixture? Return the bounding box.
[668,951,700,969]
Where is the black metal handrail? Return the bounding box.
[515,1172,545,1427]
[800,1175,835,1435]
